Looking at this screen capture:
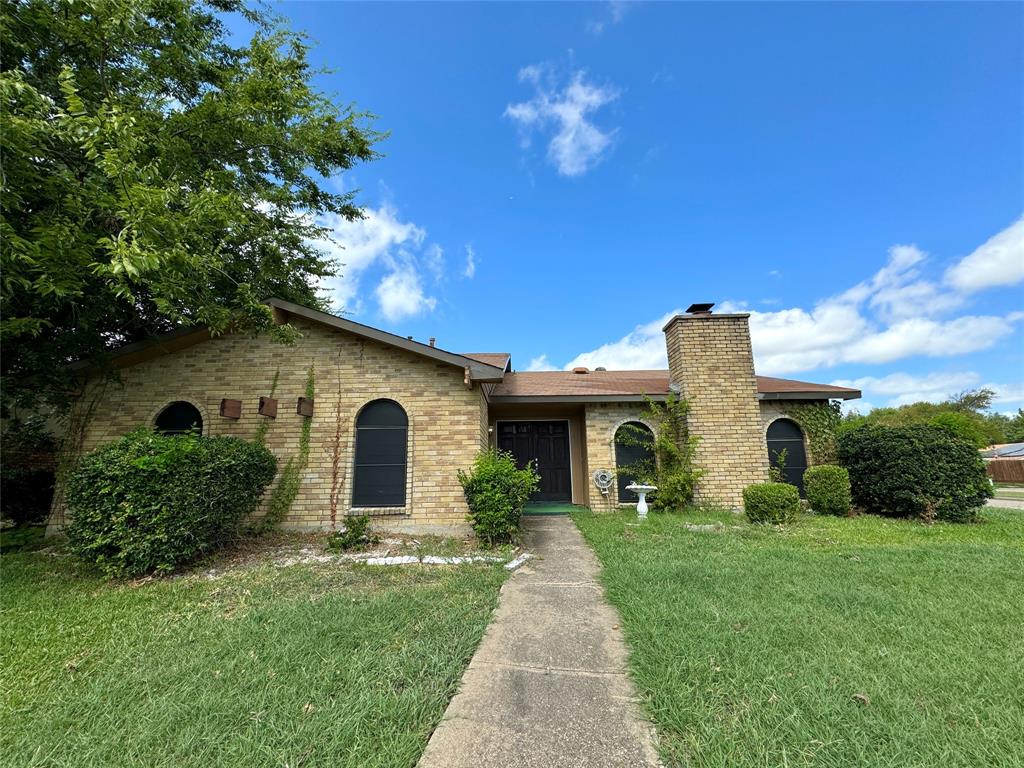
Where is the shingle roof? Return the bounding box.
[491,370,671,398]
[460,352,511,371]
[488,369,860,401]
[753,376,861,398]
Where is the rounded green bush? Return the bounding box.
[804,464,852,516]
[65,429,277,577]
[743,482,800,524]
[458,450,540,545]
[837,424,992,523]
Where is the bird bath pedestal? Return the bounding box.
[625,484,657,520]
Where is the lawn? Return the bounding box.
[0,541,507,768]
[572,506,1024,768]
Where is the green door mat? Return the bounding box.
[523,503,585,516]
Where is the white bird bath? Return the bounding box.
[625,483,657,520]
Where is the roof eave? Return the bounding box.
[488,394,670,404]
[758,390,861,401]
[266,298,506,382]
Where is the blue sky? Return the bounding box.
[240,2,1022,412]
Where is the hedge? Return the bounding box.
[837,423,991,523]
[65,429,276,577]
[743,482,800,524]
[804,465,852,516]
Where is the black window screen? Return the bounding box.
[353,400,408,507]
[154,401,203,435]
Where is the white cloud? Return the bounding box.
[586,1,631,36]
[829,372,1024,409]
[314,202,443,320]
[526,354,557,372]
[945,215,1024,293]
[830,371,982,407]
[374,268,437,322]
[424,244,445,283]
[564,310,680,370]
[989,383,1024,405]
[558,219,1024,378]
[463,245,477,279]
[505,66,619,177]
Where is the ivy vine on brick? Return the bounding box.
[259,364,315,531]
[782,400,842,465]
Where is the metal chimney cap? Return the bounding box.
[685,302,715,314]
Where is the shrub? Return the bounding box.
[326,515,378,552]
[743,482,800,524]
[458,450,540,545]
[65,429,276,577]
[837,424,992,523]
[804,465,852,516]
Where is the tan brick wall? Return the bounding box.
[51,319,484,534]
[665,313,769,507]
[582,403,654,512]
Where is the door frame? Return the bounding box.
[494,418,574,502]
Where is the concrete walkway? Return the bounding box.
[989,497,1024,510]
[417,516,662,768]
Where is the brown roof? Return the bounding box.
[492,370,671,398]
[754,376,861,398]
[461,352,511,371]
[488,369,860,401]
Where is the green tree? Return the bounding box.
[840,388,1008,447]
[1,0,381,413]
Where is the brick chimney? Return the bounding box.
[663,308,768,507]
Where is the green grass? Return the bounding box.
[572,506,1024,768]
[1,547,507,767]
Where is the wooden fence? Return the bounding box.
[987,458,1024,484]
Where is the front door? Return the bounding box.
[497,421,572,502]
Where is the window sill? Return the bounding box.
[349,507,409,517]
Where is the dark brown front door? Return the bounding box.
[497,421,572,502]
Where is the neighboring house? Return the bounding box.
[981,443,1024,484]
[48,299,859,534]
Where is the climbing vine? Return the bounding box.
[616,393,704,513]
[782,400,842,465]
[328,371,345,529]
[259,364,315,532]
[252,369,280,446]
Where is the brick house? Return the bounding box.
[48,299,859,534]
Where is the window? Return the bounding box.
[614,422,655,503]
[353,399,408,507]
[154,401,203,435]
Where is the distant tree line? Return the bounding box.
[841,388,1024,448]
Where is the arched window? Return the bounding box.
[766,418,808,495]
[614,422,655,503]
[154,401,203,435]
[353,399,408,507]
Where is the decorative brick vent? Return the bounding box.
[219,399,242,419]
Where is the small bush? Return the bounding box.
[458,450,540,545]
[326,515,378,552]
[804,465,852,516]
[743,482,800,524]
[837,424,992,523]
[65,429,276,577]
